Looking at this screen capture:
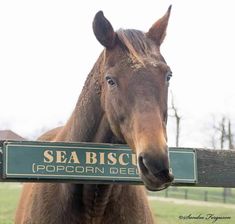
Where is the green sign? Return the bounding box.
[0,141,197,184]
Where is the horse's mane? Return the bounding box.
[77,29,162,108]
[116,29,161,66]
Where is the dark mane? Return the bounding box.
[116,29,160,65]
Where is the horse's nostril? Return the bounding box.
[157,169,174,182]
[157,169,170,178]
[138,154,149,174]
[138,153,167,174]
[160,169,169,177]
[138,153,174,182]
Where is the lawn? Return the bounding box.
[0,183,21,224]
[149,200,235,224]
[1,183,234,224]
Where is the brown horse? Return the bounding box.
[15,6,173,224]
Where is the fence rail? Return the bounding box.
[153,186,235,204]
[1,140,235,187]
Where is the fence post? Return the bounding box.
[184,189,188,200]
[223,189,226,203]
[165,189,168,198]
[204,191,208,201]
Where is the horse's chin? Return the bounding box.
[140,173,174,192]
[145,182,171,191]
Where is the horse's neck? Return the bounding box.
[54,58,127,221]
[56,60,103,142]
[50,59,153,224]
[56,53,116,143]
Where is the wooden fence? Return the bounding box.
[1,140,235,187]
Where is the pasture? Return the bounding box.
[152,187,235,204]
[1,183,234,224]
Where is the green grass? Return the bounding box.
[149,200,235,224]
[0,183,21,224]
[1,183,235,224]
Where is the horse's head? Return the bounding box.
[93,6,173,191]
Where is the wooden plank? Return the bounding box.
[196,148,235,187]
[1,140,235,187]
[0,141,196,184]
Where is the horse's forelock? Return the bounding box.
[116,29,160,66]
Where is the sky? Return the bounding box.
[1,0,235,148]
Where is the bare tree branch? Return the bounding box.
[169,91,181,147]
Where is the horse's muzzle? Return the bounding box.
[138,152,174,191]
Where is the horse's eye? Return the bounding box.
[105,76,116,86]
[166,71,172,82]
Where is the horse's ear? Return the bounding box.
[93,11,116,49]
[147,5,172,46]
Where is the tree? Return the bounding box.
[211,116,234,150]
[169,92,181,147]
[211,116,233,197]
[227,119,234,149]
